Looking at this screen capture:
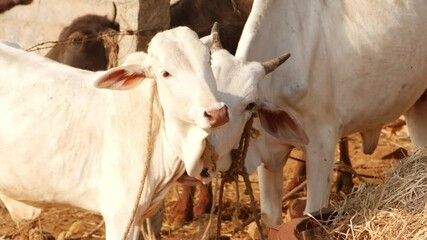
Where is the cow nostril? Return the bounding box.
[205,105,229,128]
[204,111,213,120]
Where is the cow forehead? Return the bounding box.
[211,50,263,111]
[148,27,210,73]
[212,50,264,91]
[59,14,120,40]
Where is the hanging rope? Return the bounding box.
[216,114,267,240]
[200,175,220,240]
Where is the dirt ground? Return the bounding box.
[0,121,412,240]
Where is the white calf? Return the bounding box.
[0,26,228,239]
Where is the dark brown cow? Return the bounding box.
[170,0,252,54]
[45,7,120,71]
[0,0,32,14]
[169,0,253,229]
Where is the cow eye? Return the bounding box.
[72,37,83,45]
[245,102,257,111]
[161,71,171,78]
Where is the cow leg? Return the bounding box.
[404,97,427,148]
[133,225,143,240]
[258,163,284,226]
[256,142,292,227]
[193,182,212,218]
[171,184,195,229]
[304,127,338,214]
[104,210,138,240]
[248,131,296,227]
[0,194,41,225]
[140,203,163,240]
[333,138,353,194]
[335,128,381,194]
[102,197,147,240]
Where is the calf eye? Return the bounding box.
[245,102,257,111]
[161,71,171,78]
[72,37,83,45]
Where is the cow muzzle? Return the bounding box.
[204,105,229,128]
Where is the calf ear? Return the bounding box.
[257,107,309,146]
[200,32,218,50]
[94,65,147,90]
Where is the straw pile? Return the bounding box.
[323,148,427,239]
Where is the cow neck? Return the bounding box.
[160,110,183,161]
[122,80,157,240]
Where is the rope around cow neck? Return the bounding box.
[215,114,267,240]
[121,80,157,240]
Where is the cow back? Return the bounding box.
[170,0,253,54]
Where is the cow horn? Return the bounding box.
[210,22,223,52]
[262,53,291,74]
[110,2,117,22]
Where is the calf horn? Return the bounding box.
[262,53,291,74]
[110,2,117,22]
[210,22,223,52]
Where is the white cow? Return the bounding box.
[204,31,308,174]
[236,0,427,226]
[0,26,229,239]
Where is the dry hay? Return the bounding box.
[322,148,427,239]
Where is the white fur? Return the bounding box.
[237,0,427,225]
[207,48,307,172]
[0,26,225,239]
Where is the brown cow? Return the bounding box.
[170,0,252,54]
[45,5,120,71]
[169,0,253,229]
[0,0,32,14]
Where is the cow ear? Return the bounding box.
[257,106,309,146]
[94,65,147,90]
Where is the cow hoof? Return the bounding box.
[333,173,354,194]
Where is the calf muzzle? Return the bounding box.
[204,105,229,128]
